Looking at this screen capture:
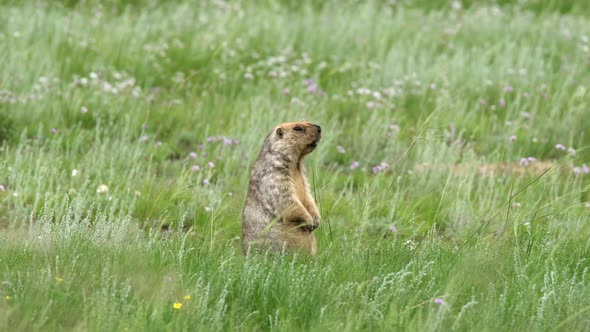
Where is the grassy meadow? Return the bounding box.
[1,0,590,330]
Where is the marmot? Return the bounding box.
[242,121,322,255]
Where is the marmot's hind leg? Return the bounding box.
[282,225,317,255]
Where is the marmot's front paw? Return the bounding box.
[307,217,320,231]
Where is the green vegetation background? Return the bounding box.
[0,0,589,330]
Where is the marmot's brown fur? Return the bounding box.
[242,121,322,255]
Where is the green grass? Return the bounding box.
[1,0,590,330]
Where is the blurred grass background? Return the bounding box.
[0,0,589,330]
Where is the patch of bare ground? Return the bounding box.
[414,160,559,177]
[0,217,8,231]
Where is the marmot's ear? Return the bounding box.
[276,127,283,138]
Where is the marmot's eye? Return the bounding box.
[293,126,303,132]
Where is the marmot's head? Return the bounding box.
[270,121,322,159]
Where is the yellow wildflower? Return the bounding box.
[183,295,191,300]
[5,296,12,300]
[173,302,183,309]
[55,277,64,283]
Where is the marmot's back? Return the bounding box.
[242,121,322,255]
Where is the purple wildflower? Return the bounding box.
[555,144,566,150]
[303,79,315,86]
[283,88,290,95]
[503,85,513,92]
[191,165,200,172]
[519,158,529,167]
[350,161,360,170]
[142,123,148,129]
[583,164,589,174]
[568,147,576,156]
[434,298,446,305]
[244,72,254,80]
[291,97,302,105]
[372,165,382,174]
[573,167,581,175]
[527,157,536,162]
[337,146,345,154]
[389,225,397,233]
[366,101,376,110]
[207,136,216,142]
[499,98,506,107]
[509,135,517,142]
[202,179,210,185]
[50,128,57,134]
[307,84,318,94]
[189,152,197,159]
[139,135,149,142]
[521,112,531,120]
[223,138,233,145]
[207,162,215,168]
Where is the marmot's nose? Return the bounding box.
[313,124,321,133]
